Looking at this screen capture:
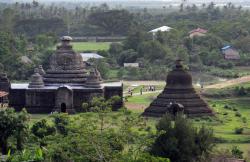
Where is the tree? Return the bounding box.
[138,41,173,63]
[0,108,29,154]
[87,9,133,36]
[117,49,138,66]
[14,109,30,151]
[31,119,55,146]
[150,114,214,162]
[123,30,149,50]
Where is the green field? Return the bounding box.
[71,42,112,52]
[125,89,250,160]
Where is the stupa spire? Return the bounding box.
[43,36,87,85]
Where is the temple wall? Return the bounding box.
[25,90,55,113]
[9,89,26,111]
[104,86,123,110]
[0,82,10,92]
[9,85,123,113]
[73,89,103,111]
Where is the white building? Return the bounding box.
[149,26,173,40]
[80,53,104,62]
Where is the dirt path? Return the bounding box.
[205,75,250,89]
[125,103,148,111]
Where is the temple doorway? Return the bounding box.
[61,103,66,113]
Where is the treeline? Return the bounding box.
[97,2,250,80]
[0,2,133,37]
[2,2,250,80]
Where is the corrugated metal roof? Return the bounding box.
[222,45,231,50]
[80,53,104,62]
[149,26,173,33]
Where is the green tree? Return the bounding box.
[150,114,214,162]
[0,108,29,154]
[31,119,55,146]
[14,109,30,151]
[87,9,133,36]
[138,41,173,64]
[117,49,138,66]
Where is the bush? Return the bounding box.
[234,127,244,134]
[224,105,232,110]
[235,112,242,117]
[231,146,244,159]
[242,117,247,123]
[232,108,238,111]
[150,114,214,162]
[235,86,247,96]
[223,112,228,115]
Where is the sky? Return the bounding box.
[2,0,249,6]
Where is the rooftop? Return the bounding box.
[11,82,122,90]
[189,28,208,34]
[149,26,173,33]
[222,45,232,50]
[80,53,104,62]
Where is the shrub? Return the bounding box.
[224,105,231,110]
[235,86,247,96]
[242,117,247,123]
[234,127,244,134]
[232,108,238,111]
[223,112,228,115]
[231,146,244,159]
[81,103,89,112]
[235,112,242,117]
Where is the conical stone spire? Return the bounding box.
[85,68,102,88]
[38,65,46,76]
[28,68,44,88]
[43,36,87,85]
[142,60,213,117]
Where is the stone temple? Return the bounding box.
[7,36,123,113]
[142,60,213,117]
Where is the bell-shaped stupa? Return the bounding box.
[28,68,45,88]
[85,68,102,88]
[142,60,213,117]
[43,36,87,85]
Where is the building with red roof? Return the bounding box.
[189,28,208,38]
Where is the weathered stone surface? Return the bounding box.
[28,68,45,88]
[85,68,102,88]
[43,36,87,85]
[142,60,213,117]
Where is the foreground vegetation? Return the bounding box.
[1,97,219,162]
[125,85,250,161]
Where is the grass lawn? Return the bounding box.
[125,90,250,160]
[71,42,112,52]
[127,92,159,105]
